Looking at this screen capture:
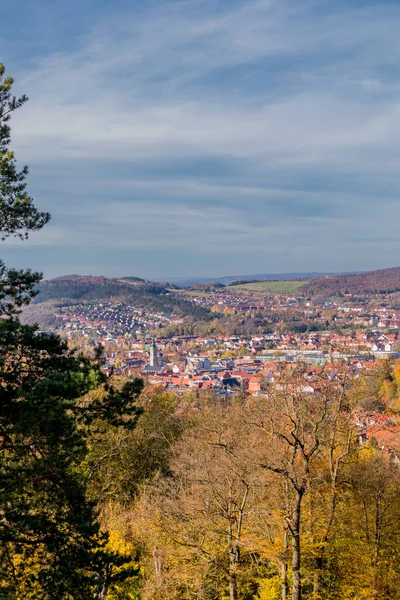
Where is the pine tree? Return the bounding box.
[0,63,143,599]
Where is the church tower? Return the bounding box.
[149,340,158,367]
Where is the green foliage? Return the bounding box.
[0,319,144,597]
[0,64,49,240]
[0,64,145,598]
[85,389,184,504]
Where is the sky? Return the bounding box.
[2,0,400,280]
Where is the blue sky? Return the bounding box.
[2,0,400,279]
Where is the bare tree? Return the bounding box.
[134,404,269,600]
[249,367,356,600]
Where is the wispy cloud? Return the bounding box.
[3,0,400,276]
[11,0,400,167]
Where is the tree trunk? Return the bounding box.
[292,490,303,600]
[313,558,322,598]
[281,528,289,600]
[372,492,382,600]
[280,480,291,600]
[229,571,238,600]
[98,563,112,600]
[228,546,239,600]
[153,545,162,578]
[228,521,239,600]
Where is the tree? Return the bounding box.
[0,63,144,598]
[85,388,184,505]
[0,64,49,241]
[346,450,400,600]
[250,368,357,600]
[132,405,270,600]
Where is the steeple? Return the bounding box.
[149,339,158,367]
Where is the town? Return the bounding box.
[35,278,399,468]
[55,287,400,387]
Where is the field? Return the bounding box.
[228,280,309,293]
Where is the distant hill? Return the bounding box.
[228,280,309,294]
[162,272,351,287]
[32,275,210,320]
[302,267,400,297]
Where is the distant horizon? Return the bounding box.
[38,266,400,286]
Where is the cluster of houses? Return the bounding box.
[58,301,183,339]
[132,341,373,393]
[186,289,400,328]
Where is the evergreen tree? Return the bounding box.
[0,63,143,599]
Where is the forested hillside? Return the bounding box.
[34,275,211,320]
[302,266,400,297]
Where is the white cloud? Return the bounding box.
[4,0,400,275]
[9,0,400,172]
